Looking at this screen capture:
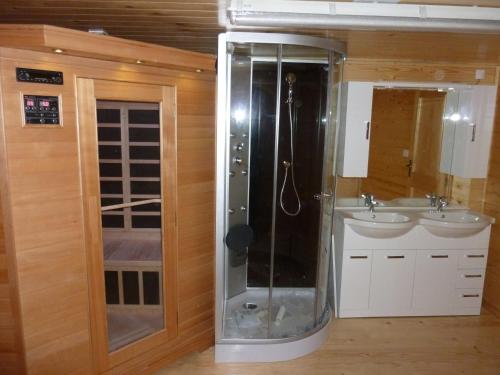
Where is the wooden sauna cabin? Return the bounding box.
[0,25,215,374]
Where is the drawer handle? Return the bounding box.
[350,255,368,259]
[431,255,449,258]
[462,294,480,298]
[464,274,482,278]
[466,254,485,258]
[387,255,405,259]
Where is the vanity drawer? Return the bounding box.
[454,289,483,309]
[455,269,486,289]
[458,250,488,269]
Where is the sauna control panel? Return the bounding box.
[16,67,63,85]
[23,95,61,125]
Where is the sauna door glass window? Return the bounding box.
[97,101,163,352]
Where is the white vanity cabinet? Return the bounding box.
[337,82,374,177]
[334,214,491,318]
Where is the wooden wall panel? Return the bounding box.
[0,1,500,58]
[483,71,500,312]
[0,195,23,374]
[0,46,215,374]
[344,59,497,84]
[0,54,93,375]
[0,66,26,374]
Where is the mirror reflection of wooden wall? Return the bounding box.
[361,88,448,200]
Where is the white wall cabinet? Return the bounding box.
[337,81,374,177]
[334,215,491,318]
[446,85,498,178]
[337,81,497,179]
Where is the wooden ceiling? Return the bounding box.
[0,0,499,60]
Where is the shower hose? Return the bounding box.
[280,100,302,217]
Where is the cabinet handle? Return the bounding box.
[466,254,485,258]
[350,255,368,259]
[387,255,405,259]
[365,121,370,140]
[431,255,449,258]
[471,123,476,142]
[462,294,480,298]
[464,274,482,278]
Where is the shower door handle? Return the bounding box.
[314,192,333,200]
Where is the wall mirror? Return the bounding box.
[335,82,497,208]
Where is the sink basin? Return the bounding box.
[351,212,411,223]
[418,211,494,237]
[344,211,416,238]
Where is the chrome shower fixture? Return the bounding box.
[280,72,301,217]
[285,73,296,104]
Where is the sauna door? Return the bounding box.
[77,79,177,372]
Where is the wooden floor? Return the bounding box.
[156,306,500,375]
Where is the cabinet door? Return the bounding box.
[337,82,374,177]
[369,250,416,315]
[413,250,457,314]
[340,250,372,312]
[449,85,497,178]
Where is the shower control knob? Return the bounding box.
[234,143,244,152]
[228,208,235,214]
[229,171,235,177]
[240,206,247,212]
[242,133,248,138]
[241,169,248,176]
[230,133,236,138]
[233,156,243,165]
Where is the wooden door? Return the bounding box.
[77,78,178,372]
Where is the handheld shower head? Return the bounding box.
[285,73,296,104]
[286,73,296,86]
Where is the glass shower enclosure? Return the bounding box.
[215,33,345,362]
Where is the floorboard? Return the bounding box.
[156,306,500,375]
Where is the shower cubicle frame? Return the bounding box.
[215,32,346,362]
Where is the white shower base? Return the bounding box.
[223,287,318,339]
[215,288,330,362]
[217,287,331,362]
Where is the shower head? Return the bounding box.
[285,73,296,86]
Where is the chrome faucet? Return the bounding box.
[426,192,438,207]
[437,196,448,212]
[361,193,378,213]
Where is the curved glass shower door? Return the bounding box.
[216,33,344,344]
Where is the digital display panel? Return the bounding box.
[23,95,61,125]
